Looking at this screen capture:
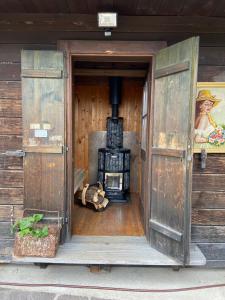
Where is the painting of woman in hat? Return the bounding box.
[195,89,220,143]
[194,83,225,153]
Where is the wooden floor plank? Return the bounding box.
[72,193,144,236]
[12,236,206,266]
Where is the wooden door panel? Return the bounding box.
[21,50,66,234]
[150,37,199,263]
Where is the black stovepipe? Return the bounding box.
[109,77,122,118]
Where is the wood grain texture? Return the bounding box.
[12,236,205,266]
[0,188,24,205]
[0,204,23,222]
[0,222,14,239]
[192,209,225,225]
[0,135,22,151]
[193,154,225,174]
[150,37,199,262]
[192,225,225,243]
[0,81,21,99]
[0,99,22,118]
[192,191,225,209]
[72,193,144,236]
[0,155,23,170]
[1,14,225,34]
[73,77,143,185]
[197,243,225,261]
[21,50,66,225]
[0,239,12,262]
[0,1,224,17]
[0,117,22,135]
[198,66,225,81]
[192,174,225,191]
[0,170,23,188]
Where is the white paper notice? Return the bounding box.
[30,123,40,129]
[34,129,48,138]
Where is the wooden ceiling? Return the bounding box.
[0,0,225,17]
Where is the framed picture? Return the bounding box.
[194,82,225,153]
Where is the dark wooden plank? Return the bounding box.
[152,147,185,158]
[74,68,147,77]
[1,14,225,33]
[199,47,225,66]
[24,146,63,154]
[192,191,225,209]
[0,99,22,118]
[0,205,23,222]
[0,81,21,99]
[0,118,22,135]
[198,65,225,81]
[192,209,225,225]
[0,188,24,205]
[192,225,225,243]
[0,63,20,81]
[192,174,225,191]
[193,154,225,174]
[0,170,23,188]
[155,61,189,79]
[0,239,12,262]
[60,40,166,56]
[197,243,225,260]
[150,220,182,242]
[205,260,225,268]
[0,155,23,170]
[22,69,63,78]
[0,135,22,152]
[0,222,14,239]
[0,43,56,62]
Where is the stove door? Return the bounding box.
[105,173,123,190]
[149,37,199,265]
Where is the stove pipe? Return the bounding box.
[109,77,122,118]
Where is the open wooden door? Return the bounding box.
[21,50,67,240]
[141,72,151,232]
[149,37,199,264]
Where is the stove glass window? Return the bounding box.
[105,173,123,190]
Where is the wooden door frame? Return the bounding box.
[57,40,166,241]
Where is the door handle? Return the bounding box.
[4,150,25,157]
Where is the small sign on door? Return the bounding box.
[34,129,48,138]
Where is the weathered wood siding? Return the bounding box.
[0,43,56,244]
[192,46,225,266]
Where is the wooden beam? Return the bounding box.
[74,68,147,77]
[0,14,225,33]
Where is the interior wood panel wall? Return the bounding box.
[73,76,143,190]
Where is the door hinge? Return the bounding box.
[4,150,25,157]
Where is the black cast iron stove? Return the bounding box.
[98,77,130,202]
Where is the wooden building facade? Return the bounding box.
[0,0,225,267]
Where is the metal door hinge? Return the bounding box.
[4,150,25,157]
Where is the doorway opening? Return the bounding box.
[71,59,151,237]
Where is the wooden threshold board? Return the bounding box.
[72,193,144,236]
[12,236,206,266]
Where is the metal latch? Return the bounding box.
[4,150,25,157]
[200,149,207,169]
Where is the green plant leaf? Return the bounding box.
[33,214,44,223]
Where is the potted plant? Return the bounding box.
[12,213,60,258]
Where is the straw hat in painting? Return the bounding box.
[196,89,221,107]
